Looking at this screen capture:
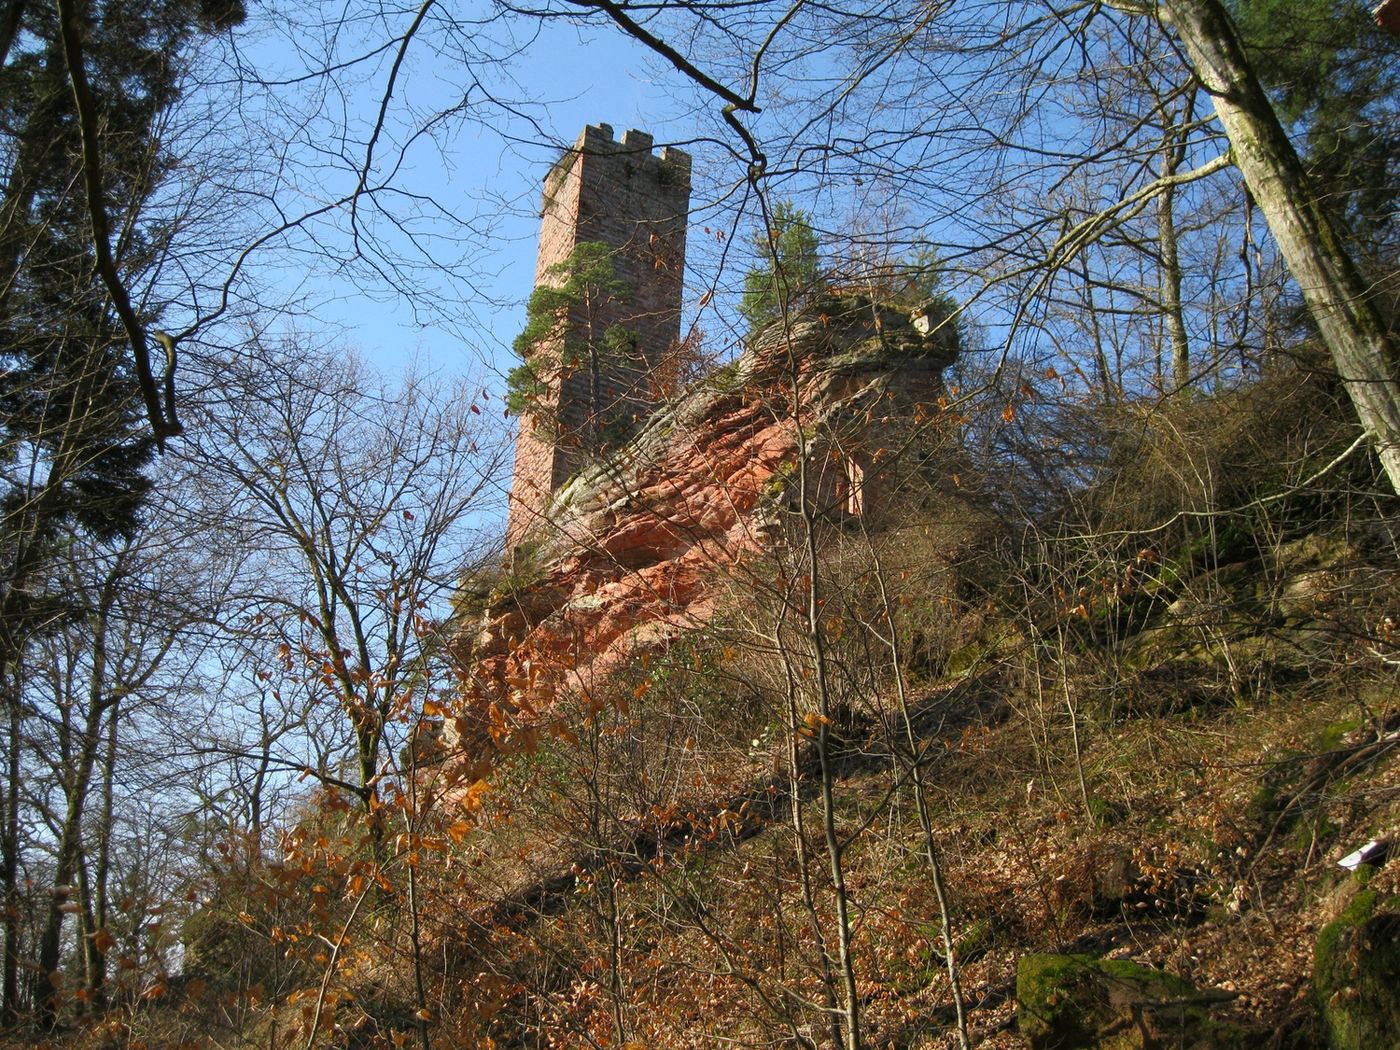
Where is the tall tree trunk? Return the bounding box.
[74,845,96,1006]
[1,681,20,1026]
[36,796,84,1029]
[1159,144,1192,393]
[83,699,119,1009]
[790,353,861,1050]
[35,611,110,1029]
[1156,0,1400,490]
[0,1,26,70]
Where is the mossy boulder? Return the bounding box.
[1314,888,1400,1050]
[1016,953,1255,1049]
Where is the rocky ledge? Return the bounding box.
[453,296,958,748]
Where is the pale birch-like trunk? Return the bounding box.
[1158,145,1192,393]
[1155,0,1400,491]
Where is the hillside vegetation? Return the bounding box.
[5,3,1400,1049]
[32,349,1390,1050]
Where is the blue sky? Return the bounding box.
[238,10,707,387]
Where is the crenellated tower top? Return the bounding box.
[506,124,692,551]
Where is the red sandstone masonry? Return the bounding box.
[505,124,691,552]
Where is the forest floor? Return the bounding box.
[14,489,1400,1049]
[892,671,1400,1048]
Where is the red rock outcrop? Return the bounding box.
[456,298,957,745]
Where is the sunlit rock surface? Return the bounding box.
[455,297,957,747]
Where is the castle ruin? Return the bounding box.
[505,124,692,550]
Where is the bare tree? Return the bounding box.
[186,341,508,818]
[545,0,1394,490]
[1147,0,1400,488]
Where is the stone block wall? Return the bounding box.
[506,124,691,551]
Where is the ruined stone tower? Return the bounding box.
[506,124,692,549]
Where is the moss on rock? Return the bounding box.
[1314,888,1400,1050]
[1017,953,1256,1049]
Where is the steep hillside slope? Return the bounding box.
[418,357,1400,1048]
[431,522,1399,1048]
[90,345,1398,1050]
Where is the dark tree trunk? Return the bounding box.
[2,686,20,1026]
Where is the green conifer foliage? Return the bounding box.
[509,241,636,450]
[1228,0,1400,247]
[0,0,245,1025]
[740,201,822,334]
[0,1,237,631]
